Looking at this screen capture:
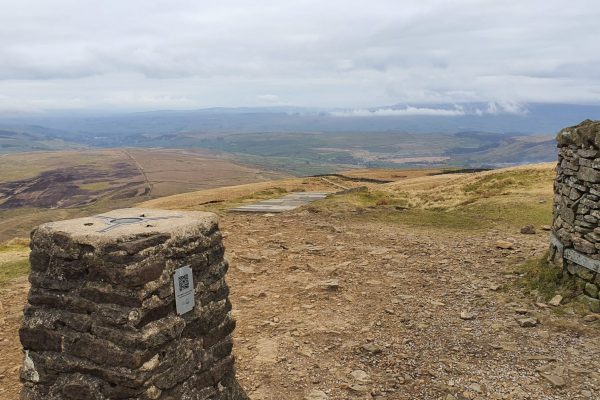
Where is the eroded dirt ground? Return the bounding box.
[1,210,599,399]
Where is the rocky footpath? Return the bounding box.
[223,211,599,399]
[551,119,600,312]
[1,199,599,399]
[19,208,247,400]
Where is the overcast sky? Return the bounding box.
[0,0,599,113]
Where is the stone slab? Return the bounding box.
[35,208,218,245]
[564,248,600,273]
[230,192,329,213]
[550,233,564,251]
[551,233,600,273]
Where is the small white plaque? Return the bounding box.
[174,265,195,315]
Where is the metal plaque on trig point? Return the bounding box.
[174,265,195,315]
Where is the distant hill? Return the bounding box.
[1,101,594,171]
[0,129,84,153]
[2,103,598,138]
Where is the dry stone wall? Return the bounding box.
[19,208,248,400]
[550,119,600,312]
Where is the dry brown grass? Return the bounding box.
[381,162,555,210]
[139,177,338,210]
[337,168,442,181]
[127,148,287,198]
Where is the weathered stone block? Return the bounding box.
[573,237,596,254]
[578,166,600,183]
[581,295,600,313]
[584,282,599,298]
[20,208,248,400]
[574,264,596,281]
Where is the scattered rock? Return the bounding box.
[460,311,476,320]
[304,389,329,400]
[320,279,341,291]
[540,372,566,387]
[540,225,552,231]
[583,314,599,322]
[548,294,563,307]
[468,383,482,393]
[517,317,538,327]
[520,225,536,234]
[350,369,371,383]
[348,384,370,393]
[254,338,279,364]
[236,265,257,274]
[239,254,264,262]
[361,343,383,354]
[495,240,514,249]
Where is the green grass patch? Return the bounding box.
[463,169,553,197]
[0,258,30,285]
[463,198,552,228]
[316,189,409,209]
[79,181,111,191]
[516,254,565,300]
[238,187,288,201]
[313,188,552,231]
[0,238,30,253]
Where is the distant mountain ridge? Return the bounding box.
[1,102,599,138]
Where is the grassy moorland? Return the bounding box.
[311,163,554,231]
[0,148,286,241]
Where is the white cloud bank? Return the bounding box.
[331,102,529,117]
[331,106,466,117]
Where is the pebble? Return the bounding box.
[460,311,476,320]
[495,240,514,249]
[540,372,566,387]
[469,383,482,393]
[321,279,341,291]
[350,369,371,383]
[348,384,369,393]
[548,294,563,307]
[520,225,536,234]
[361,343,383,354]
[517,317,538,327]
[583,314,599,322]
[304,389,329,400]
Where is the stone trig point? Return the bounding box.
[19,208,248,399]
[550,120,600,312]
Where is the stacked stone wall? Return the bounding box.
[550,120,600,312]
[19,208,248,400]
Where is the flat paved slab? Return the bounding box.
[230,192,329,213]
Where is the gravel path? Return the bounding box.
[1,210,599,399]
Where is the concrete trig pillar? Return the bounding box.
[19,208,248,399]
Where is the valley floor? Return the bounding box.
[1,209,599,399]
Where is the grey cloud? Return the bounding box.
[0,0,599,111]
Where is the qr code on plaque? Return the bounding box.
[178,274,190,292]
